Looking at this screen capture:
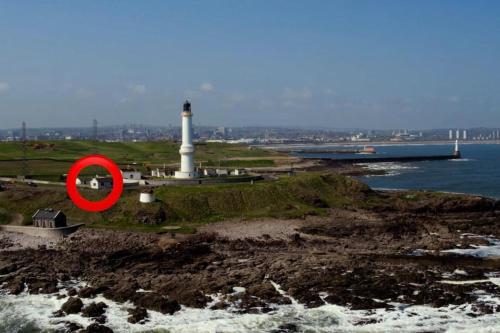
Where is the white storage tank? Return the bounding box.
[139,189,156,203]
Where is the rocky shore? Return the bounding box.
[1,189,500,332]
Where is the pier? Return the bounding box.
[302,154,461,164]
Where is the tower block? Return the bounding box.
[175,101,198,179]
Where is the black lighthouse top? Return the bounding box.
[183,100,191,112]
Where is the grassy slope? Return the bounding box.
[0,141,278,179]
[0,173,372,232]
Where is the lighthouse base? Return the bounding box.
[174,171,198,179]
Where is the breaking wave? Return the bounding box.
[356,162,420,177]
[1,281,499,333]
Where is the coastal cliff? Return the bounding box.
[0,174,499,332]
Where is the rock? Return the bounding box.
[61,297,84,314]
[7,277,25,295]
[133,293,181,315]
[67,288,77,296]
[62,322,83,332]
[94,315,107,324]
[103,282,139,303]
[271,323,299,332]
[78,287,98,298]
[290,233,302,243]
[82,302,108,317]
[127,307,148,324]
[81,323,114,333]
[0,262,16,275]
[26,277,58,294]
[168,289,210,308]
[52,309,65,318]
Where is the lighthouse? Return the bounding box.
[453,139,461,158]
[174,101,198,179]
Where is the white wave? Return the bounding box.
[1,285,500,332]
[357,162,419,177]
[441,237,500,259]
[450,158,473,162]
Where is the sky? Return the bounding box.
[1,0,500,130]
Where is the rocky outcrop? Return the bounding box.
[82,302,108,317]
[61,297,83,314]
[81,323,114,333]
[0,189,499,318]
[133,293,180,315]
[127,307,148,324]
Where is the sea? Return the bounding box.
[297,143,500,199]
[1,143,500,332]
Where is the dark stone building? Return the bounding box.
[32,209,67,228]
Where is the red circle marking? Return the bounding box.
[66,155,123,212]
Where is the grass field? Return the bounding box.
[0,173,373,232]
[0,140,280,180]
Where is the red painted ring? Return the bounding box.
[66,155,123,212]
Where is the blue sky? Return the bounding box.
[1,0,499,129]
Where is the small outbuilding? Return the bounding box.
[203,168,217,177]
[139,189,156,203]
[121,169,142,180]
[215,169,229,177]
[231,168,247,176]
[90,177,113,190]
[32,208,67,228]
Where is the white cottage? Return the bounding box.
[215,169,228,177]
[90,177,113,190]
[231,169,247,176]
[121,170,142,180]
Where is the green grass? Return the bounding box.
[203,159,275,168]
[0,208,11,225]
[0,173,373,232]
[0,141,277,162]
[0,141,280,179]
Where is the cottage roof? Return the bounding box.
[32,208,62,220]
[92,177,113,181]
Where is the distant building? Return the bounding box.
[231,168,247,176]
[203,168,217,177]
[151,168,166,178]
[76,177,89,186]
[215,169,229,177]
[32,209,67,228]
[90,177,113,190]
[351,133,370,142]
[139,189,156,203]
[121,170,142,180]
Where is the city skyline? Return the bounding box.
[1,1,500,129]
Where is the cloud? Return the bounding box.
[75,88,95,97]
[200,82,215,92]
[282,87,312,100]
[128,83,147,95]
[0,82,11,93]
[448,96,460,103]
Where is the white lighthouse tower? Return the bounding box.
[175,101,198,179]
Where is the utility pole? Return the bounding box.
[93,119,98,143]
[21,121,29,178]
[92,119,98,175]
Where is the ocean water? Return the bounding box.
[299,143,500,199]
